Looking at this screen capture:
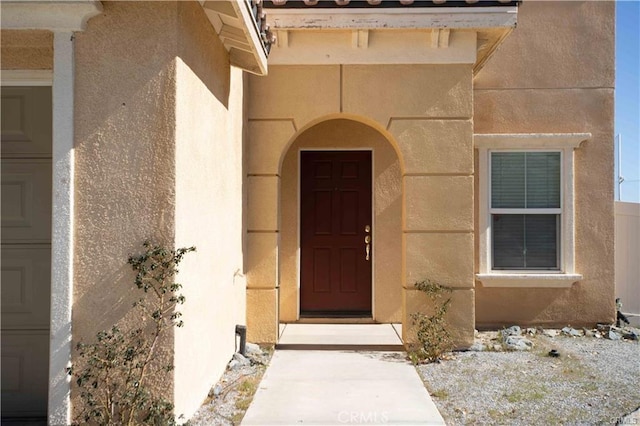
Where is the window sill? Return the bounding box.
[476,273,582,288]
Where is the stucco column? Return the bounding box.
[396,125,475,347]
[244,116,298,343]
[384,66,477,349]
[246,173,280,343]
[49,30,75,426]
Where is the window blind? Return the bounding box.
[491,152,561,209]
[492,214,559,269]
[490,152,561,270]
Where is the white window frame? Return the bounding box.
[475,134,589,288]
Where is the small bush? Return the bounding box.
[409,279,453,363]
[69,241,195,425]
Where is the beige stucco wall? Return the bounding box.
[473,1,616,328]
[73,2,178,413]
[248,63,476,347]
[173,1,247,419]
[1,30,53,70]
[73,1,245,420]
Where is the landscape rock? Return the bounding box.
[543,329,559,338]
[233,352,251,366]
[597,323,611,333]
[469,342,486,352]
[245,342,263,355]
[583,328,595,337]
[623,330,638,341]
[501,326,522,341]
[525,328,537,336]
[228,359,240,370]
[504,335,533,351]
[212,384,223,397]
[562,327,582,337]
[608,330,622,341]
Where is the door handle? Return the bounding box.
[365,235,371,261]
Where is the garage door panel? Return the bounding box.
[1,331,49,417]
[1,84,52,421]
[1,159,52,243]
[1,87,52,158]
[1,246,51,329]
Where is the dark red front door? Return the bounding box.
[300,151,372,315]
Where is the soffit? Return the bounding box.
[200,1,274,75]
[263,0,518,72]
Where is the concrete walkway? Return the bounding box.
[242,325,446,425]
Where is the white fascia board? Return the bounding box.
[1,1,103,31]
[474,133,592,149]
[267,6,517,30]
[1,70,53,86]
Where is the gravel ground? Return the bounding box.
[417,327,640,426]
[189,346,273,426]
[187,327,638,426]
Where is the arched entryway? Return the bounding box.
[279,118,403,323]
[246,63,477,348]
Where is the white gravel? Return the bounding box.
[189,347,272,426]
[417,328,640,425]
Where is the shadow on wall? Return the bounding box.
[72,1,239,340]
[176,0,230,108]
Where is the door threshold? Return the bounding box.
[294,317,376,324]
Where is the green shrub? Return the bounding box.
[409,279,453,363]
[68,242,195,425]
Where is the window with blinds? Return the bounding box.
[490,152,561,270]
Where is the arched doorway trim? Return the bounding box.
[277,117,405,325]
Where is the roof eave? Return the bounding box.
[266,6,517,71]
[201,0,271,76]
[266,6,517,30]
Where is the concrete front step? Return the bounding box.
[276,323,405,350]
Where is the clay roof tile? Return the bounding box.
[264,0,519,7]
